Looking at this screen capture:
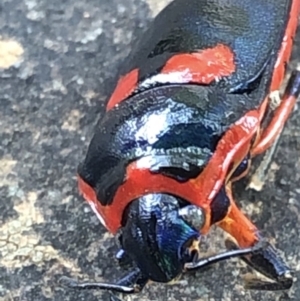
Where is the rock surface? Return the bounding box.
[0,1,300,301]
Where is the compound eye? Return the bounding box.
[178,205,206,230]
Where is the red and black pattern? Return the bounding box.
[63,0,300,298]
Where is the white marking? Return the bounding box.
[140,70,192,89]
[135,113,170,144]
[269,90,281,110]
[136,156,154,169]
[87,200,107,228]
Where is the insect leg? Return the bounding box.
[225,239,293,290]
[185,240,267,271]
[60,268,148,295]
[251,70,300,156]
[217,184,292,290]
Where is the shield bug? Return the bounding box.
[61,0,300,299]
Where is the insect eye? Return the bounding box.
[178,205,206,230]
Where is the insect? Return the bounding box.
[61,0,300,299]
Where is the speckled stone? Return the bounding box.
[0,1,300,301]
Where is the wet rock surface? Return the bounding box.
[0,1,299,300]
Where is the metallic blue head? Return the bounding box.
[118,193,205,283]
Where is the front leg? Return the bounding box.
[216,184,293,290]
[225,239,293,290]
[184,239,267,271]
[60,268,148,300]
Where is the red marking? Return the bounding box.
[270,0,300,91]
[161,44,235,84]
[78,169,206,234]
[106,69,139,111]
[79,110,260,235]
[78,176,110,227]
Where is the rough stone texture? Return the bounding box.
[0,1,299,301]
